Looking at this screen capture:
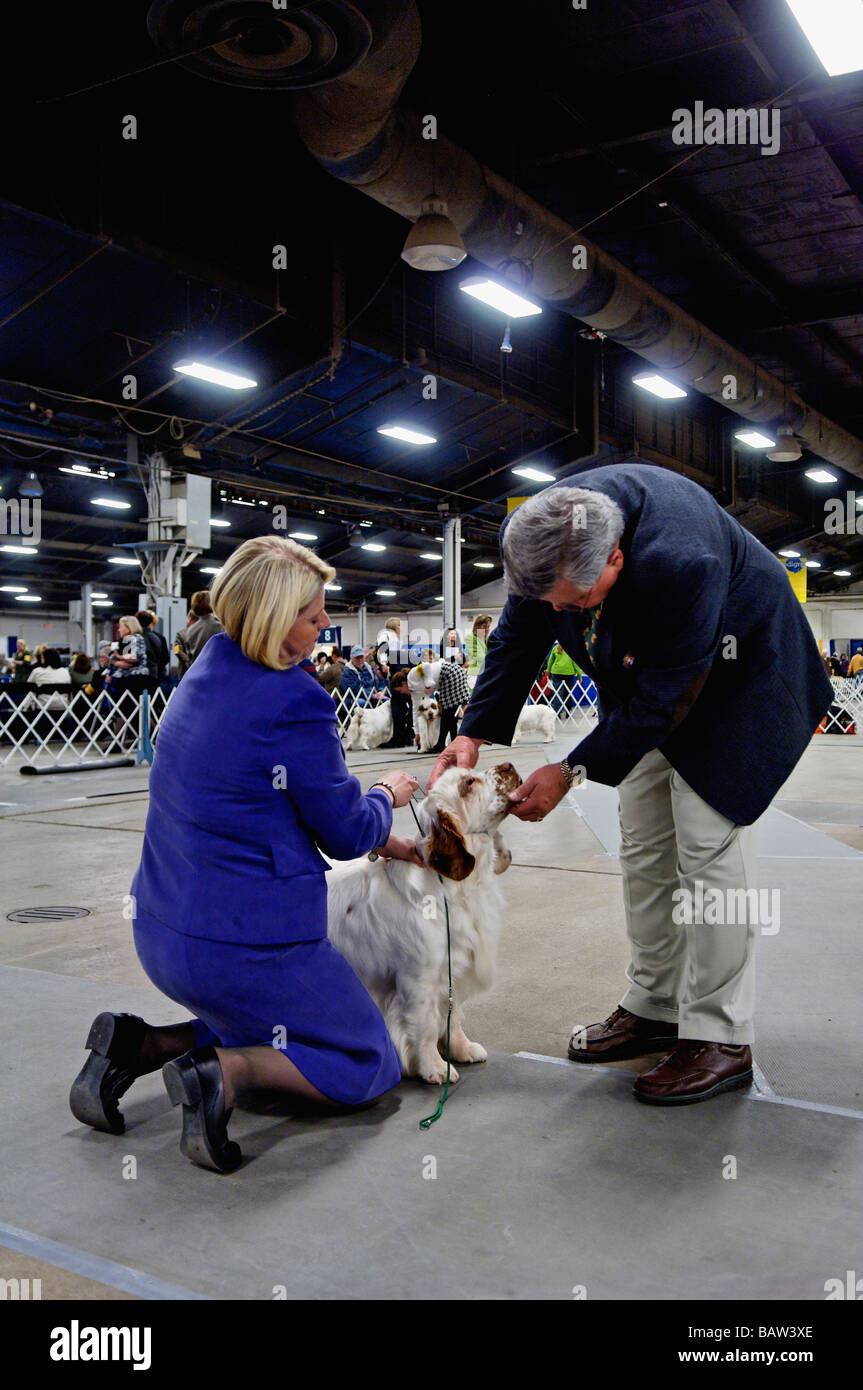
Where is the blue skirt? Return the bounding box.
[133,910,402,1106]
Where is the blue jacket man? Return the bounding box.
[339,646,376,708]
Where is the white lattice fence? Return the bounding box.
[823,677,863,734]
[0,684,175,767]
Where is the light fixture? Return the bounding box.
[173,360,257,389]
[377,425,437,445]
[90,592,108,599]
[200,566,222,575]
[108,556,141,566]
[778,549,801,558]
[59,464,93,475]
[91,497,132,510]
[420,552,443,560]
[359,520,373,527]
[361,543,386,552]
[18,471,43,498]
[209,518,231,528]
[500,322,513,354]
[474,561,495,569]
[288,531,318,541]
[375,589,397,597]
[766,425,802,462]
[784,0,863,77]
[834,569,852,577]
[632,372,688,400]
[512,465,555,483]
[15,594,41,602]
[805,467,838,483]
[229,497,256,508]
[91,599,113,607]
[0,585,27,592]
[805,560,822,568]
[400,196,466,271]
[434,595,445,601]
[324,582,342,591]
[735,429,776,448]
[0,545,38,555]
[459,276,542,318]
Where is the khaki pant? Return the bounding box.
[617,749,757,1045]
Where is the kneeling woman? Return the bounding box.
[70,536,419,1172]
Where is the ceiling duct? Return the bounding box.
[148,0,863,478]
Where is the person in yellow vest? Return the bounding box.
[849,647,863,677]
[546,641,583,716]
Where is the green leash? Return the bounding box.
[408,793,454,1130]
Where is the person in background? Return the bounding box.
[821,649,833,678]
[107,617,150,713]
[371,658,391,701]
[547,641,582,717]
[23,647,71,711]
[440,627,465,663]
[381,669,415,748]
[84,642,112,698]
[849,647,863,679]
[466,614,492,690]
[315,651,329,679]
[319,651,346,697]
[377,616,417,669]
[432,646,472,753]
[69,652,93,691]
[176,591,223,677]
[12,640,33,683]
[339,646,375,710]
[829,651,843,676]
[839,652,849,678]
[137,610,169,691]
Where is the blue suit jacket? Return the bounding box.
[131,633,392,942]
[460,463,833,825]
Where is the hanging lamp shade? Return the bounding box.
[766,425,802,462]
[401,197,467,272]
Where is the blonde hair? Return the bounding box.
[385,617,401,633]
[210,535,335,670]
[119,616,142,634]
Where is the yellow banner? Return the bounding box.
[782,557,807,604]
[507,497,528,513]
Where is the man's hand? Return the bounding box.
[507,764,569,822]
[379,834,424,867]
[427,734,484,789]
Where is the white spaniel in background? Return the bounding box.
[512,703,558,744]
[415,696,441,753]
[327,762,521,1084]
[407,660,441,728]
[342,701,393,751]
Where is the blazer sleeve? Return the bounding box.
[459,595,556,744]
[568,555,726,787]
[270,697,393,859]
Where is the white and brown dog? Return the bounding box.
[511,703,558,743]
[415,696,442,753]
[327,762,521,1084]
[342,701,393,751]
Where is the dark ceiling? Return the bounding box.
[1,0,862,620]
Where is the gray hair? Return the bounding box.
[502,486,625,597]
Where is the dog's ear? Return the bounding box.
[425,810,475,882]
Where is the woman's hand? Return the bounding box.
[379,834,424,866]
[382,770,421,807]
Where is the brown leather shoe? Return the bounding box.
[633,1041,753,1105]
[568,1006,678,1063]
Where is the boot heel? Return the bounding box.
[84,1012,118,1055]
[162,1056,203,1107]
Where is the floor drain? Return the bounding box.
[6,906,91,923]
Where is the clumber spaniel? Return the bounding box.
[407,660,441,725]
[415,696,441,752]
[342,701,393,751]
[512,704,557,743]
[327,762,521,1084]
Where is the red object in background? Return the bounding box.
[529,671,550,702]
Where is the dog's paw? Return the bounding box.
[422,1059,460,1085]
[454,1040,487,1065]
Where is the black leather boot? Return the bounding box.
[69,1012,149,1134]
[162,1046,242,1174]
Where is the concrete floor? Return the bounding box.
[0,731,861,1299]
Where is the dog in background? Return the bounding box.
[415,696,441,752]
[327,762,521,1083]
[512,704,558,744]
[342,701,393,751]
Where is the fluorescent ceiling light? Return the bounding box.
[735,429,776,448]
[784,0,863,76]
[0,585,27,592]
[375,589,397,596]
[512,465,556,482]
[377,425,437,445]
[474,561,495,568]
[805,467,838,483]
[91,497,131,510]
[778,549,801,558]
[289,531,318,541]
[209,518,231,528]
[360,520,373,526]
[361,543,386,552]
[459,276,542,317]
[805,560,822,568]
[324,583,342,591]
[230,498,256,507]
[200,566,222,575]
[91,599,113,607]
[420,552,443,560]
[173,360,257,389]
[632,372,688,400]
[834,569,852,577]
[108,556,140,566]
[15,594,41,602]
[0,545,38,555]
[90,592,108,599]
[434,595,444,601]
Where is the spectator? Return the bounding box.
[371,658,391,702]
[440,627,465,663]
[547,641,582,716]
[23,647,72,711]
[377,616,419,668]
[84,642,112,698]
[381,669,415,748]
[466,614,492,689]
[839,651,850,677]
[11,640,33,683]
[319,652,347,696]
[69,652,94,690]
[849,647,863,678]
[176,591,223,677]
[339,646,375,710]
[137,610,170,690]
[821,650,832,678]
[107,617,150,708]
[314,651,329,678]
[432,650,472,753]
[829,651,842,676]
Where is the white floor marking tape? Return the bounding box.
[515,1051,863,1121]
[0,1222,209,1300]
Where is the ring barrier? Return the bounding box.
[0,682,174,768]
[822,676,863,734]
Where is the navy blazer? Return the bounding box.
[131,633,393,943]
[460,463,833,825]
